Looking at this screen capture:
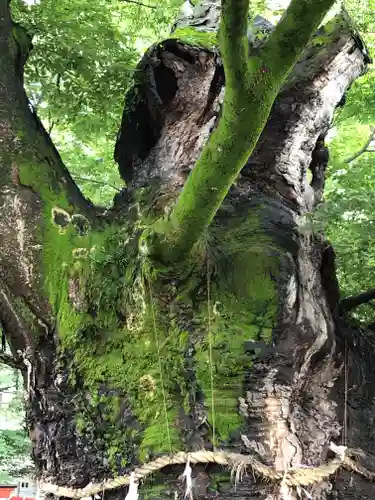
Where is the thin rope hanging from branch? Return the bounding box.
[206,256,217,448]
[148,280,172,453]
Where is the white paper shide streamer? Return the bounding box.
[124,473,139,500]
[182,456,193,500]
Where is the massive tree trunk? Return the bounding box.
[1,0,374,498]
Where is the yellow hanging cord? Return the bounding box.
[207,256,216,448]
[148,281,172,453]
[343,340,348,446]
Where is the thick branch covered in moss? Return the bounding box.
[147,0,336,264]
[262,0,336,80]
[0,1,94,219]
[219,0,250,91]
[0,2,97,349]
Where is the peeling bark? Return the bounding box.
[114,13,373,500]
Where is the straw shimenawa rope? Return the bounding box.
[38,443,375,498]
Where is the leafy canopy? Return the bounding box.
[11,0,181,205]
[316,0,375,323]
[0,365,31,481]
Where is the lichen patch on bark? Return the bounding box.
[0,185,42,292]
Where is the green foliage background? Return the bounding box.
[1,0,374,482]
[320,0,375,322]
[0,365,31,482]
[11,0,181,206]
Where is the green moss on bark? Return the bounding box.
[146,0,336,265]
[194,214,279,443]
[56,228,191,463]
[18,157,279,465]
[169,28,217,49]
[16,157,187,464]
[62,210,278,462]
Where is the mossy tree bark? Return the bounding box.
[1,0,374,498]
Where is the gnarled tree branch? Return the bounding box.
[121,0,157,7]
[341,288,375,311]
[0,2,96,219]
[0,3,99,355]
[146,0,336,264]
[261,0,335,80]
[0,351,25,370]
[73,175,122,192]
[345,126,375,163]
[0,283,33,353]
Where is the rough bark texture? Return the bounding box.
[113,16,372,499]
[1,1,374,499]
